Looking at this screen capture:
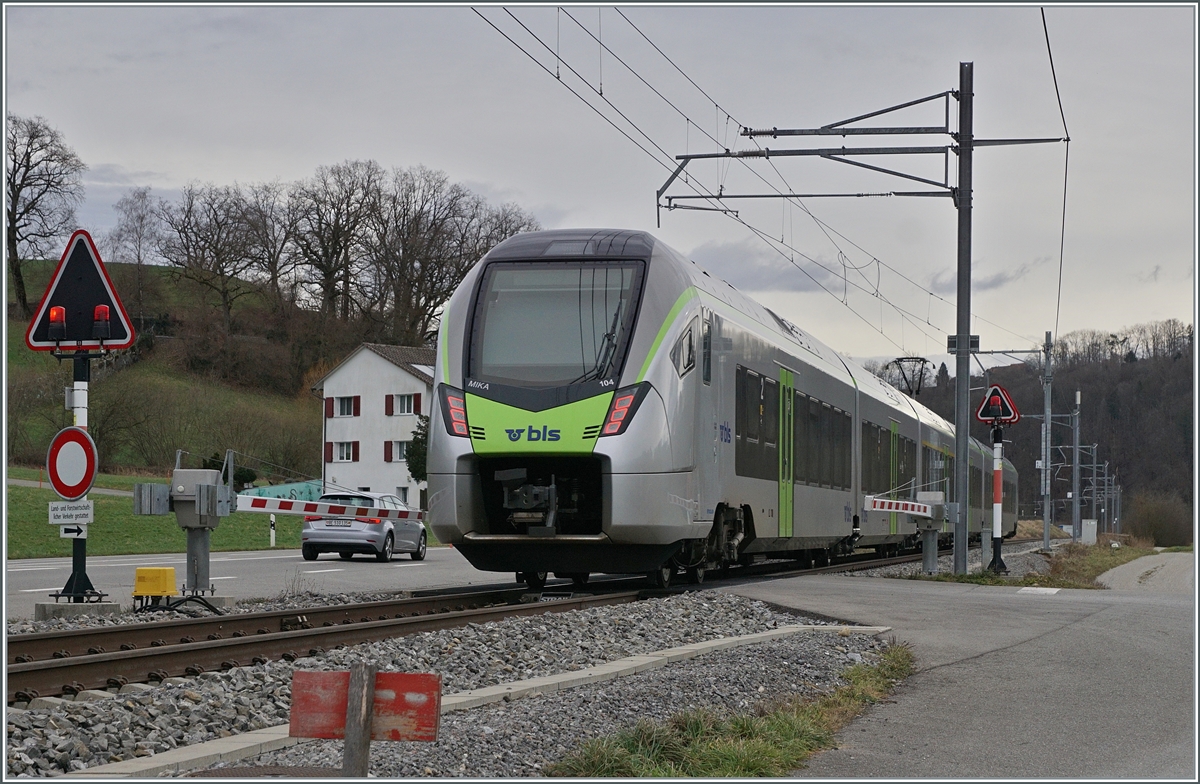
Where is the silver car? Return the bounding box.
[300,492,426,562]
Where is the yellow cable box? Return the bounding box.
[133,567,178,597]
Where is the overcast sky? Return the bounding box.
[5,3,1195,366]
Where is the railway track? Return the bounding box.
[8,539,1043,705]
[7,589,641,704]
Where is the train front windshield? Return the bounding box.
[468,260,645,387]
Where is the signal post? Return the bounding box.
[977,384,1019,573]
[25,231,135,619]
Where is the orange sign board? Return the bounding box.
[289,671,441,742]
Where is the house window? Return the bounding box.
[384,440,411,462]
[394,394,414,415]
[335,441,356,462]
[336,396,358,417]
[397,487,409,504]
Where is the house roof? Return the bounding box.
[311,343,437,392]
[361,343,437,384]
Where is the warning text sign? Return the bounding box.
[49,500,94,525]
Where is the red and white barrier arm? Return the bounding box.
[236,495,424,521]
[864,495,933,519]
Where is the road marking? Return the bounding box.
[303,569,345,574]
[8,566,62,572]
[1017,587,1060,595]
[19,587,66,593]
[210,576,238,580]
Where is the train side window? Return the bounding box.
[794,391,808,483]
[762,378,778,446]
[820,403,834,487]
[746,370,761,442]
[809,397,822,486]
[842,411,853,490]
[670,318,697,377]
[701,316,712,384]
[735,365,747,440]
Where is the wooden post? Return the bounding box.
[341,662,378,777]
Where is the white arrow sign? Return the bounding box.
[60,524,88,539]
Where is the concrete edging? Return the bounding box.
[62,623,890,778]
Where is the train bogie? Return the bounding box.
[428,229,1018,581]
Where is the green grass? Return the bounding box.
[5,485,307,559]
[1158,544,1193,553]
[907,538,1158,590]
[546,642,915,777]
[8,465,167,492]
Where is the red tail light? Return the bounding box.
[304,515,320,522]
[438,384,471,437]
[361,518,382,525]
[599,383,651,437]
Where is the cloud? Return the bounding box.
[85,163,171,188]
[1135,265,1162,283]
[927,256,1049,294]
[686,237,838,293]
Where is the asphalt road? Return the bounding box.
[5,545,511,620]
[725,568,1196,779]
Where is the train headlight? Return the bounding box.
[599,382,651,437]
[438,384,471,437]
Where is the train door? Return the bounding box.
[778,367,795,537]
[694,309,720,520]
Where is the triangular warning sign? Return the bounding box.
[25,230,136,351]
[975,384,1020,424]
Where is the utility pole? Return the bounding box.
[1041,332,1053,550]
[1072,390,1081,541]
[952,63,975,574]
[657,63,1064,575]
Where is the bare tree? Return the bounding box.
[157,182,256,334]
[243,180,297,311]
[110,186,162,323]
[289,160,383,321]
[366,166,540,346]
[5,113,87,319]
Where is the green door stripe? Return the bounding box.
[439,317,450,383]
[636,288,699,382]
[779,368,794,538]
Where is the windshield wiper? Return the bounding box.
[570,301,623,384]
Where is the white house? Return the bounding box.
[313,343,436,509]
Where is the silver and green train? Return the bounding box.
[427,229,1017,588]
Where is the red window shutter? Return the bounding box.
[385,395,394,416]
[384,440,393,462]
[413,393,422,415]
[353,396,361,416]
[324,442,333,463]
[325,397,334,418]
[352,441,360,462]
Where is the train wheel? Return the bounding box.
[814,549,830,568]
[518,571,547,590]
[649,564,674,588]
[687,565,706,584]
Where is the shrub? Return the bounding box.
[1123,491,1193,547]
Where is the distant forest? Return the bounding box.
[871,319,1193,526]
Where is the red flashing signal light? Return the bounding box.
[48,306,66,341]
[92,304,111,339]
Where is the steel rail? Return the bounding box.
[7,588,535,665]
[8,591,643,704]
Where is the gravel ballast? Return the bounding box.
[4,591,883,778]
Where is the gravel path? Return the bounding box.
[5,591,880,778]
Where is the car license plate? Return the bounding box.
[325,520,352,527]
